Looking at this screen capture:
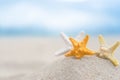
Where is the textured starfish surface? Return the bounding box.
[54,32,85,56]
[96,35,120,66]
[65,35,95,59]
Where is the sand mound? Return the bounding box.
[4,56,120,80]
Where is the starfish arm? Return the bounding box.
[60,32,72,47]
[75,31,85,41]
[98,35,106,47]
[108,56,119,66]
[69,37,79,48]
[81,35,89,47]
[85,48,95,55]
[109,41,120,53]
[54,47,71,56]
[65,51,73,57]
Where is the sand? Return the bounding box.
[0,36,120,80]
[2,56,120,80]
[0,37,61,78]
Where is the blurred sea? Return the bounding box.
[0,27,119,37]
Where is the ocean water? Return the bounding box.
[0,27,119,37]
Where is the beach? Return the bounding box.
[0,36,120,80]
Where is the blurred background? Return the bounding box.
[0,0,120,79]
[0,0,120,36]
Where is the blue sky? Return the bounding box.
[0,0,120,36]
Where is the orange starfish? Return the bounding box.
[65,35,95,59]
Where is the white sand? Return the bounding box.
[0,37,61,78]
[2,56,120,80]
[0,36,120,80]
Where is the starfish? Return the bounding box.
[96,35,120,66]
[75,31,85,41]
[65,35,95,59]
[54,31,85,56]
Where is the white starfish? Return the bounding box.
[96,35,120,66]
[75,31,85,41]
[60,32,72,47]
[54,31,85,56]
